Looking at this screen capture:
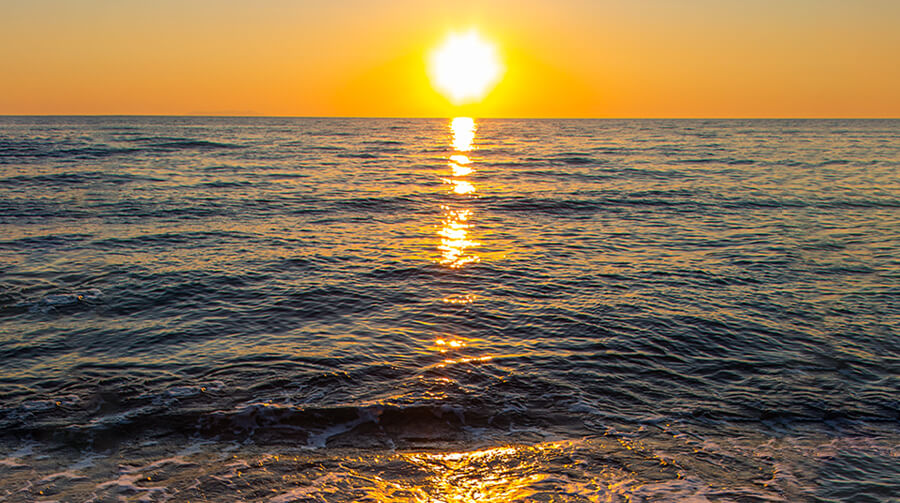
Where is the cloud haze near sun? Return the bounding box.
[0,0,898,117]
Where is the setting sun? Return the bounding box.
[428,30,503,105]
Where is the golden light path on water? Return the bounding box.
[433,117,483,369]
[450,117,476,152]
[438,117,480,268]
[422,119,585,503]
[344,441,621,502]
[394,445,554,502]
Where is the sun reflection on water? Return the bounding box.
[439,207,478,267]
[444,178,475,195]
[438,117,480,268]
[449,155,473,176]
[434,338,466,349]
[450,117,476,152]
[449,154,471,165]
[442,294,476,304]
[395,444,562,503]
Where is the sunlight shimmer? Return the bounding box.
[428,30,503,105]
[449,155,473,176]
[451,163,473,177]
[438,208,479,267]
[450,117,476,151]
[446,179,476,195]
[396,442,588,502]
[437,117,481,268]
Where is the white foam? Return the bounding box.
[304,417,367,449]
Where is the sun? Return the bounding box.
[428,30,503,105]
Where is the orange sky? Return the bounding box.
[1,0,898,117]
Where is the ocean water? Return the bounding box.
[0,116,898,502]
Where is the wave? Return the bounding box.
[0,199,92,218]
[523,155,598,165]
[146,140,244,149]
[672,157,756,165]
[0,171,162,187]
[337,151,381,159]
[0,233,93,251]
[91,230,253,250]
[485,194,900,215]
[0,139,141,162]
[108,135,244,149]
[25,288,103,314]
[332,195,423,212]
[4,393,896,453]
[0,400,537,449]
[0,195,425,221]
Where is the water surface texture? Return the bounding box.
[0,117,898,501]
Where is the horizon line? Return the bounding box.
[1,114,898,120]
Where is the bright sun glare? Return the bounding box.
[428,30,503,105]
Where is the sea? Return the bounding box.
[0,116,897,502]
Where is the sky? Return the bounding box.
[1,0,898,118]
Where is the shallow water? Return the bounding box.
[0,117,898,501]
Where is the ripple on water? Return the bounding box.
[0,117,897,500]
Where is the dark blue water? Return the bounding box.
[0,117,898,501]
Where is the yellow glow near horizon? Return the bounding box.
[428,30,503,106]
[1,2,898,117]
